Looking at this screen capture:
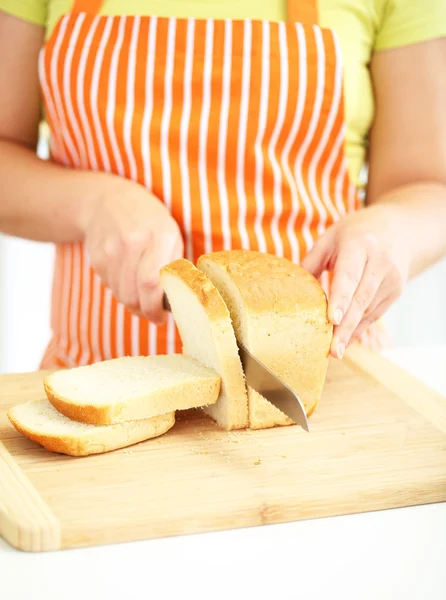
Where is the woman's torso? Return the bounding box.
[35,0,382,193]
[35,0,372,367]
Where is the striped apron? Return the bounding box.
[39,0,381,369]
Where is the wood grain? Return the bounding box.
[345,344,446,433]
[0,345,445,552]
[0,442,61,552]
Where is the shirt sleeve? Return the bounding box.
[375,0,446,50]
[0,0,47,27]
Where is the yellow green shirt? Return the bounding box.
[1,0,446,190]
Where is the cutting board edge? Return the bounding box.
[0,441,61,552]
[344,344,446,433]
[59,485,446,552]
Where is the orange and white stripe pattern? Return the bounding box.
[39,0,379,369]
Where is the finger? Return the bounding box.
[363,266,403,318]
[117,231,147,311]
[351,289,401,343]
[330,258,386,357]
[104,237,121,294]
[327,241,367,329]
[301,231,334,280]
[170,229,184,263]
[137,232,180,323]
[87,235,110,286]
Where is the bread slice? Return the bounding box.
[8,399,175,457]
[197,250,333,429]
[160,259,249,430]
[44,354,221,425]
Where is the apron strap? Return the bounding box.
[72,0,103,14]
[287,0,319,26]
[71,0,318,25]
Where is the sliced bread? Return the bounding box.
[7,399,175,457]
[44,354,221,425]
[198,250,333,429]
[160,259,249,430]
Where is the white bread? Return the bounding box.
[7,399,175,457]
[160,259,249,430]
[197,250,333,429]
[44,355,221,425]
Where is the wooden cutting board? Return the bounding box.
[1,344,445,553]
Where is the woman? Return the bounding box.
[0,0,445,369]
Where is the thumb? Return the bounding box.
[169,228,184,263]
[301,231,334,279]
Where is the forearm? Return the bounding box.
[369,181,446,278]
[0,140,122,243]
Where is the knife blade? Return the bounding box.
[162,293,309,431]
[237,342,309,432]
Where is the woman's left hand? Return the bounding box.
[301,203,411,359]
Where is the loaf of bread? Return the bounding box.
[198,250,333,429]
[44,354,221,425]
[9,250,331,455]
[7,399,175,457]
[160,259,249,430]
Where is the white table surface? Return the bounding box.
[1,345,445,600]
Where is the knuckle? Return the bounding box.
[121,230,150,250]
[344,269,361,287]
[139,274,159,290]
[353,291,370,311]
[120,290,139,311]
[336,291,353,309]
[363,302,376,318]
[361,317,373,330]
[103,239,116,257]
[355,279,377,307]
[353,322,369,342]
[362,231,380,251]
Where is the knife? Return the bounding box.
[237,343,309,432]
[162,293,309,431]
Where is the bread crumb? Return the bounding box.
[278,454,287,458]
[254,459,261,466]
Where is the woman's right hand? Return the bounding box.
[81,178,183,324]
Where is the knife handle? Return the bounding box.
[162,293,171,312]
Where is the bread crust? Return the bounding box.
[198,249,329,317]
[43,381,116,425]
[198,250,333,429]
[44,375,220,425]
[161,258,249,430]
[161,259,230,322]
[43,354,221,425]
[7,403,175,457]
